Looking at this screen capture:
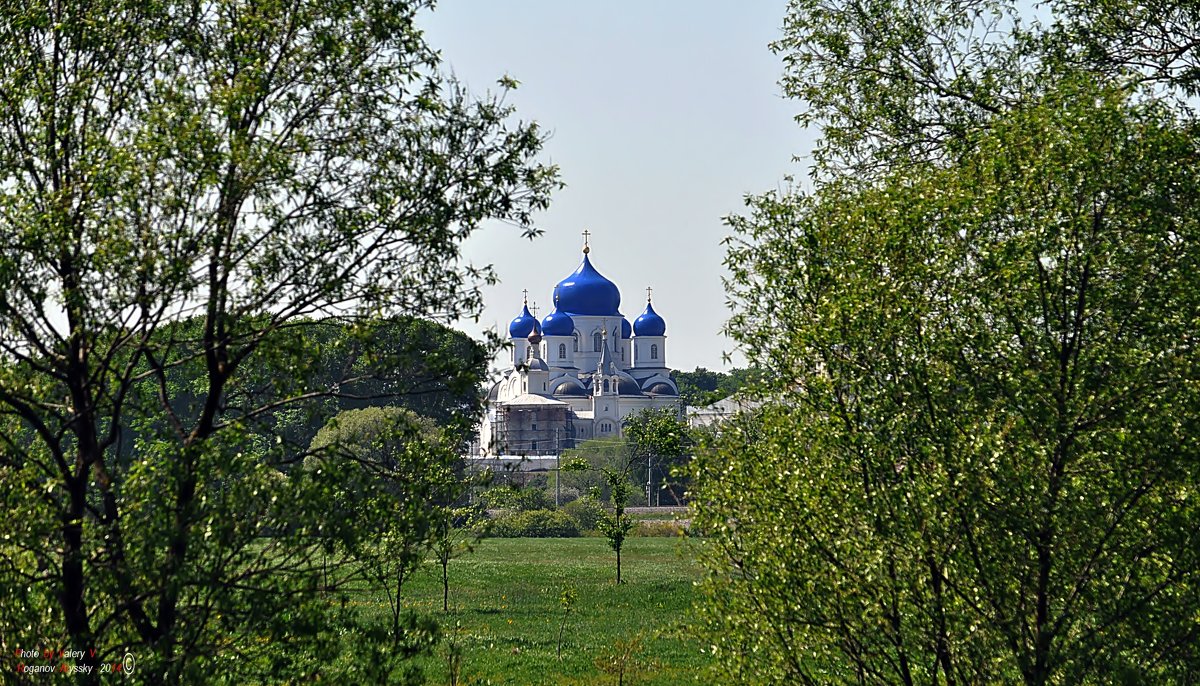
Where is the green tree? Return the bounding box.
[432,504,486,613]
[557,438,643,505]
[670,367,726,406]
[565,455,637,584]
[0,0,558,681]
[597,469,637,586]
[228,315,490,459]
[670,366,759,406]
[308,407,459,645]
[696,80,1200,684]
[624,407,691,506]
[775,0,1200,179]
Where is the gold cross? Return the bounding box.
[522,288,528,305]
[645,286,653,302]
[531,301,539,317]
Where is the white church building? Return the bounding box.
[478,238,681,456]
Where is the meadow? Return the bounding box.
[388,537,712,685]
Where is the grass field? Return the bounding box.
[389,537,711,685]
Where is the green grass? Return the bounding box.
[389,537,711,685]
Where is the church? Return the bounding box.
[478,235,682,456]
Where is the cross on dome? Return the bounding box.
[581,229,591,254]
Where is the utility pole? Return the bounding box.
[647,452,652,508]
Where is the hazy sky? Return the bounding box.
[419,1,814,372]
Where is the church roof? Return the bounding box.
[633,300,666,337]
[502,393,568,406]
[509,303,540,338]
[552,252,621,316]
[541,308,575,336]
[644,382,678,396]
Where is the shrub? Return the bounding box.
[488,509,579,538]
[555,485,581,505]
[480,484,552,512]
[563,497,606,532]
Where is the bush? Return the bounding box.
[480,484,552,512]
[563,497,606,532]
[555,485,581,505]
[487,509,579,538]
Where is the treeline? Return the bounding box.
[670,366,759,406]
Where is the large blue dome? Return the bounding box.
[633,301,666,336]
[621,317,632,339]
[508,303,540,338]
[552,254,621,316]
[541,309,575,336]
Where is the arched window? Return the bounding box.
[527,346,534,359]
[603,379,610,393]
[573,332,579,352]
[558,343,566,359]
[650,344,658,360]
[593,332,602,352]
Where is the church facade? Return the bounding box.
[478,239,681,456]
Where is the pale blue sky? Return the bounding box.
[420,1,814,371]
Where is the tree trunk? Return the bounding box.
[616,542,622,585]
[442,556,449,612]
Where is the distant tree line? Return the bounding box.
[670,367,759,406]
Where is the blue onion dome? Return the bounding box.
[633,300,666,337]
[508,303,539,338]
[541,308,575,337]
[620,317,632,339]
[552,253,621,316]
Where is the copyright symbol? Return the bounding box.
[122,652,135,676]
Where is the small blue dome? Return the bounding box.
[552,254,621,316]
[633,301,666,337]
[508,303,540,338]
[621,318,632,339]
[541,309,575,337]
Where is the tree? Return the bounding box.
[695,79,1200,684]
[623,407,691,506]
[597,468,637,585]
[0,0,558,681]
[308,407,459,645]
[564,455,637,584]
[557,437,642,505]
[432,504,486,613]
[670,367,759,406]
[219,315,490,456]
[775,0,1200,178]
